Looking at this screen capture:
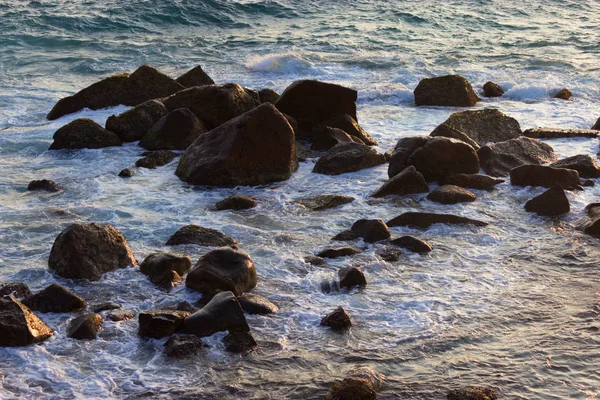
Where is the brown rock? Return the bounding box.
[440,173,504,190]
[49,118,122,150]
[523,127,599,139]
[524,186,570,216]
[223,331,258,353]
[138,310,190,338]
[296,194,354,210]
[387,212,488,228]
[429,124,480,149]
[389,236,433,253]
[427,185,477,204]
[0,297,53,347]
[482,81,504,97]
[27,179,60,193]
[371,165,429,197]
[510,165,580,188]
[320,114,378,146]
[215,195,257,211]
[554,88,572,100]
[140,253,192,289]
[139,108,207,150]
[0,283,32,298]
[551,154,600,178]
[166,225,237,247]
[592,117,600,130]
[326,378,376,400]
[320,306,352,331]
[338,266,366,290]
[477,137,557,177]
[317,247,362,259]
[447,386,497,400]
[135,150,177,169]
[164,334,206,357]
[67,313,103,340]
[414,75,480,107]
[237,294,278,315]
[22,284,86,313]
[310,126,362,151]
[313,142,386,175]
[118,168,133,178]
[175,66,214,88]
[184,291,249,337]
[350,219,391,243]
[105,100,168,142]
[258,88,280,104]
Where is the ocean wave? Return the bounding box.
[245,53,316,74]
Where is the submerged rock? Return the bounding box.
[140,253,192,290]
[427,185,477,204]
[49,118,122,150]
[350,219,391,243]
[67,313,103,340]
[0,297,53,347]
[27,179,60,193]
[184,291,249,338]
[554,88,572,100]
[237,294,279,315]
[139,108,206,151]
[477,137,557,177]
[223,331,258,353]
[376,246,402,262]
[0,282,32,298]
[118,168,133,178]
[510,165,580,189]
[258,88,280,104]
[296,194,355,211]
[414,75,480,107]
[387,212,488,228]
[389,236,433,253]
[338,266,367,290]
[482,81,504,97]
[550,154,600,178]
[215,195,257,211]
[91,302,121,313]
[166,225,237,247]
[447,386,497,400]
[304,255,326,266]
[320,306,352,331]
[523,127,599,139]
[105,99,168,142]
[175,65,215,88]
[440,174,504,190]
[22,284,86,313]
[371,165,429,197]
[165,334,206,357]
[317,247,362,259]
[138,310,190,339]
[313,142,386,175]
[524,186,570,216]
[135,150,177,169]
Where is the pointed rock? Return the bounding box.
[67,313,103,339]
[22,284,86,313]
[338,266,366,290]
[0,297,53,347]
[482,82,504,97]
[175,66,214,88]
[184,291,249,337]
[320,307,352,331]
[371,165,429,197]
[139,108,207,151]
[350,219,390,243]
[389,236,432,253]
[524,186,570,216]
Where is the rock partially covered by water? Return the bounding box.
[313,142,386,175]
[237,294,279,315]
[135,150,177,169]
[176,103,298,186]
[184,291,249,337]
[554,88,572,100]
[371,165,429,197]
[350,219,391,243]
[175,66,215,88]
[482,81,504,97]
[48,223,137,281]
[317,247,362,259]
[427,185,477,204]
[321,306,352,331]
[387,212,488,228]
[49,118,122,150]
[166,225,237,247]
[138,310,190,339]
[91,302,121,313]
[510,165,580,188]
[119,168,133,178]
[339,266,367,290]
[186,247,256,296]
[164,334,206,357]
[550,155,600,178]
[0,282,32,298]
[0,297,53,347]
[477,137,557,177]
[440,174,505,190]
[47,65,184,120]
[258,88,280,104]
[216,195,257,211]
[414,75,480,107]
[223,331,258,353]
[389,236,433,253]
[140,253,192,290]
[592,118,600,130]
[105,100,168,142]
[27,179,60,193]
[67,313,103,340]
[326,368,384,400]
[310,126,362,151]
[523,127,599,139]
[524,186,570,216]
[22,284,86,313]
[296,194,354,211]
[447,386,497,400]
[139,108,207,151]
[319,114,378,146]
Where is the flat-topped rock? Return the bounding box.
[215,195,257,211]
[317,247,362,259]
[389,236,433,253]
[387,212,488,228]
[138,310,190,339]
[414,75,480,107]
[523,128,599,139]
[510,165,580,189]
[313,142,386,175]
[440,173,504,190]
[166,225,237,247]
[550,155,600,178]
[22,284,86,313]
[427,185,477,204]
[237,294,278,315]
[49,118,122,150]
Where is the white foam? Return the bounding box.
[245,52,316,74]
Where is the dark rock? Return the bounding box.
[118,168,133,178]
[447,386,497,400]
[184,291,249,337]
[135,150,177,169]
[427,185,477,204]
[164,334,206,357]
[166,225,237,247]
[49,223,137,281]
[310,126,362,151]
[440,173,504,190]
[150,271,182,290]
[176,301,196,313]
[67,313,103,340]
[138,310,190,338]
[523,127,599,139]
[91,302,121,313]
[0,297,53,347]
[338,266,366,290]
[387,212,488,228]
[215,195,257,211]
[258,88,280,104]
[186,247,256,296]
[237,294,279,315]
[320,114,378,146]
[482,81,504,97]
[477,137,557,177]
[22,284,86,313]
[592,118,600,130]
[389,236,433,253]
[140,253,192,289]
[524,186,570,216]
[304,255,326,266]
[0,282,32,298]
[49,118,122,150]
[296,141,323,161]
[47,65,184,120]
[371,165,429,197]
[296,194,354,211]
[351,219,391,243]
[105,100,168,142]
[554,88,572,100]
[175,66,215,88]
[27,179,60,193]
[332,230,359,241]
[581,204,600,237]
[376,246,402,262]
[107,310,134,322]
[430,123,480,149]
[317,247,363,259]
[414,75,480,107]
[320,306,352,331]
[176,103,297,186]
[223,331,257,353]
[550,155,600,178]
[582,179,595,187]
[510,165,580,188]
[313,142,386,175]
[326,378,376,400]
[139,108,206,151]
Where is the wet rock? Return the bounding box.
[550,154,600,178]
[326,378,376,400]
[27,179,60,192]
[371,165,429,197]
[317,247,363,259]
[582,179,595,187]
[554,88,572,100]
[22,284,86,313]
[164,334,206,357]
[429,124,480,150]
[477,137,557,177]
[166,225,237,247]
[49,223,137,281]
[319,114,378,146]
[135,150,177,169]
[482,81,504,97]
[440,173,504,190]
[376,246,402,262]
[91,302,121,313]
[184,291,249,337]
[338,266,366,290]
[296,141,323,161]
[237,294,278,315]
[176,103,297,186]
[447,386,497,400]
[175,65,215,88]
[310,126,362,151]
[387,212,488,228]
[427,185,477,204]
[0,282,32,298]
[105,99,168,142]
[67,313,103,340]
[510,165,580,188]
[186,247,256,296]
[176,301,196,313]
[592,117,600,130]
[215,195,257,211]
[524,186,570,216]
[138,310,190,339]
[296,194,354,211]
[304,255,326,266]
[139,108,206,151]
[118,168,133,178]
[49,118,122,150]
[581,204,600,237]
[332,230,359,241]
[389,236,433,253]
[258,88,280,104]
[414,74,480,107]
[140,253,192,290]
[313,142,386,175]
[107,310,134,322]
[223,331,257,353]
[320,306,352,331]
[350,219,391,243]
[47,65,184,120]
[523,127,599,139]
[0,297,53,347]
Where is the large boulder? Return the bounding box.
[140,253,192,289]
[184,291,249,337]
[510,165,580,188]
[47,65,184,120]
[387,212,488,228]
[371,165,429,197]
[48,223,137,281]
[105,100,168,142]
[185,247,256,296]
[166,225,237,247]
[318,114,377,146]
[0,297,53,347]
[550,155,600,178]
[49,118,122,150]
[427,185,477,204]
[477,137,557,177]
[440,173,504,190]
[139,108,207,150]
[429,124,480,149]
[258,88,280,104]
[67,313,103,340]
[482,81,504,97]
[338,266,367,290]
[523,127,599,139]
[22,284,86,313]
[414,75,480,107]
[176,103,298,186]
[313,142,386,175]
[175,66,215,88]
[138,310,190,338]
[524,186,570,216]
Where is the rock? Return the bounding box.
[550,155,600,178]
[258,88,280,104]
[49,118,122,150]
[430,124,480,149]
[67,313,103,340]
[175,103,297,186]
[581,204,600,236]
[48,223,137,281]
[440,173,504,190]
[237,294,278,315]
[310,126,362,151]
[47,65,184,120]
[296,141,323,161]
[223,331,258,353]
[414,75,480,107]
[524,186,570,216]
[91,302,121,313]
[523,127,599,139]
[389,236,433,253]
[388,136,479,181]
[105,100,168,142]
[510,165,580,188]
[371,165,429,197]
[387,212,488,228]
[135,150,177,169]
[326,378,376,400]
[22,284,86,313]
[0,297,53,347]
[185,247,256,296]
[27,179,60,192]
[477,137,557,177]
[376,246,402,261]
[107,310,134,322]
[350,219,391,243]
[304,255,326,266]
[427,185,477,204]
[184,291,249,337]
[164,334,206,357]
[447,386,497,400]
[139,108,207,151]
[118,168,133,178]
[138,310,190,339]
[319,114,378,146]
[592,117,600,130]
[317,247,362,259]
[320,306,352,331]
[175,66,215,88]
[432,109,522,148]
[140,253,192,289]
[0,282,32,298]
[554,88,572,100]
[296,194,355,211]
[582,179,595,187]
[338,266,366,290]
[215,195,257,211]
[332,230,359,241]
[163,83,260,130]
[176,301,196,313]
[166,225,237,247]
[482,81,504,97]
[313,142,386,175]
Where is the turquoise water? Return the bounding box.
[1,1,600,399]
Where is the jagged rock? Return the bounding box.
[258,88,280,104]
[0,283,32,298]
[223,331,258,353]
[215,195,257,211]
[350,219,391,243]
[376,246,402,262]
[320,307,352,331]
[524,186,570,216]
[175,66,215,88]
[317,247,362,259]
[414,75,480,107]
[237,294,278,315]
[338,266,366,290]
[477,137,557,177]
[429,124,480,150]
[296,194,354,211]
[105,100,168,142]
[554,88,572,100]
[91,302,121,313]
[118,168,133,178]
[550,155,600,178]
[107,310,134,322]
[22,284,86,313]
[592,118,600,130]
[440,174,504,190]
[310,126,362,151]
[510,165,580,188]
[164,334,206,357]
[0,297,53,347]
[67,313,103,340]
[523,128,599,139]
[313,142,386,175]
[48,223,137,281]
[49,118,122,150]
[184,291,249,337]
[427,185,477,204]
[447,386,497,400]
[389,236,433,253]
[371,165,429,197]
[387,212,488,228]
[140,253,192,289]
[482,81,504,97]
[139,108,206,150]
[135,150,177,169]
[304,255,326,266]
[138,310,190,339]
[27,179,60,192]
[319,114,377,146]
[166,225,237,247]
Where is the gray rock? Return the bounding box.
[296,194,354,210]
